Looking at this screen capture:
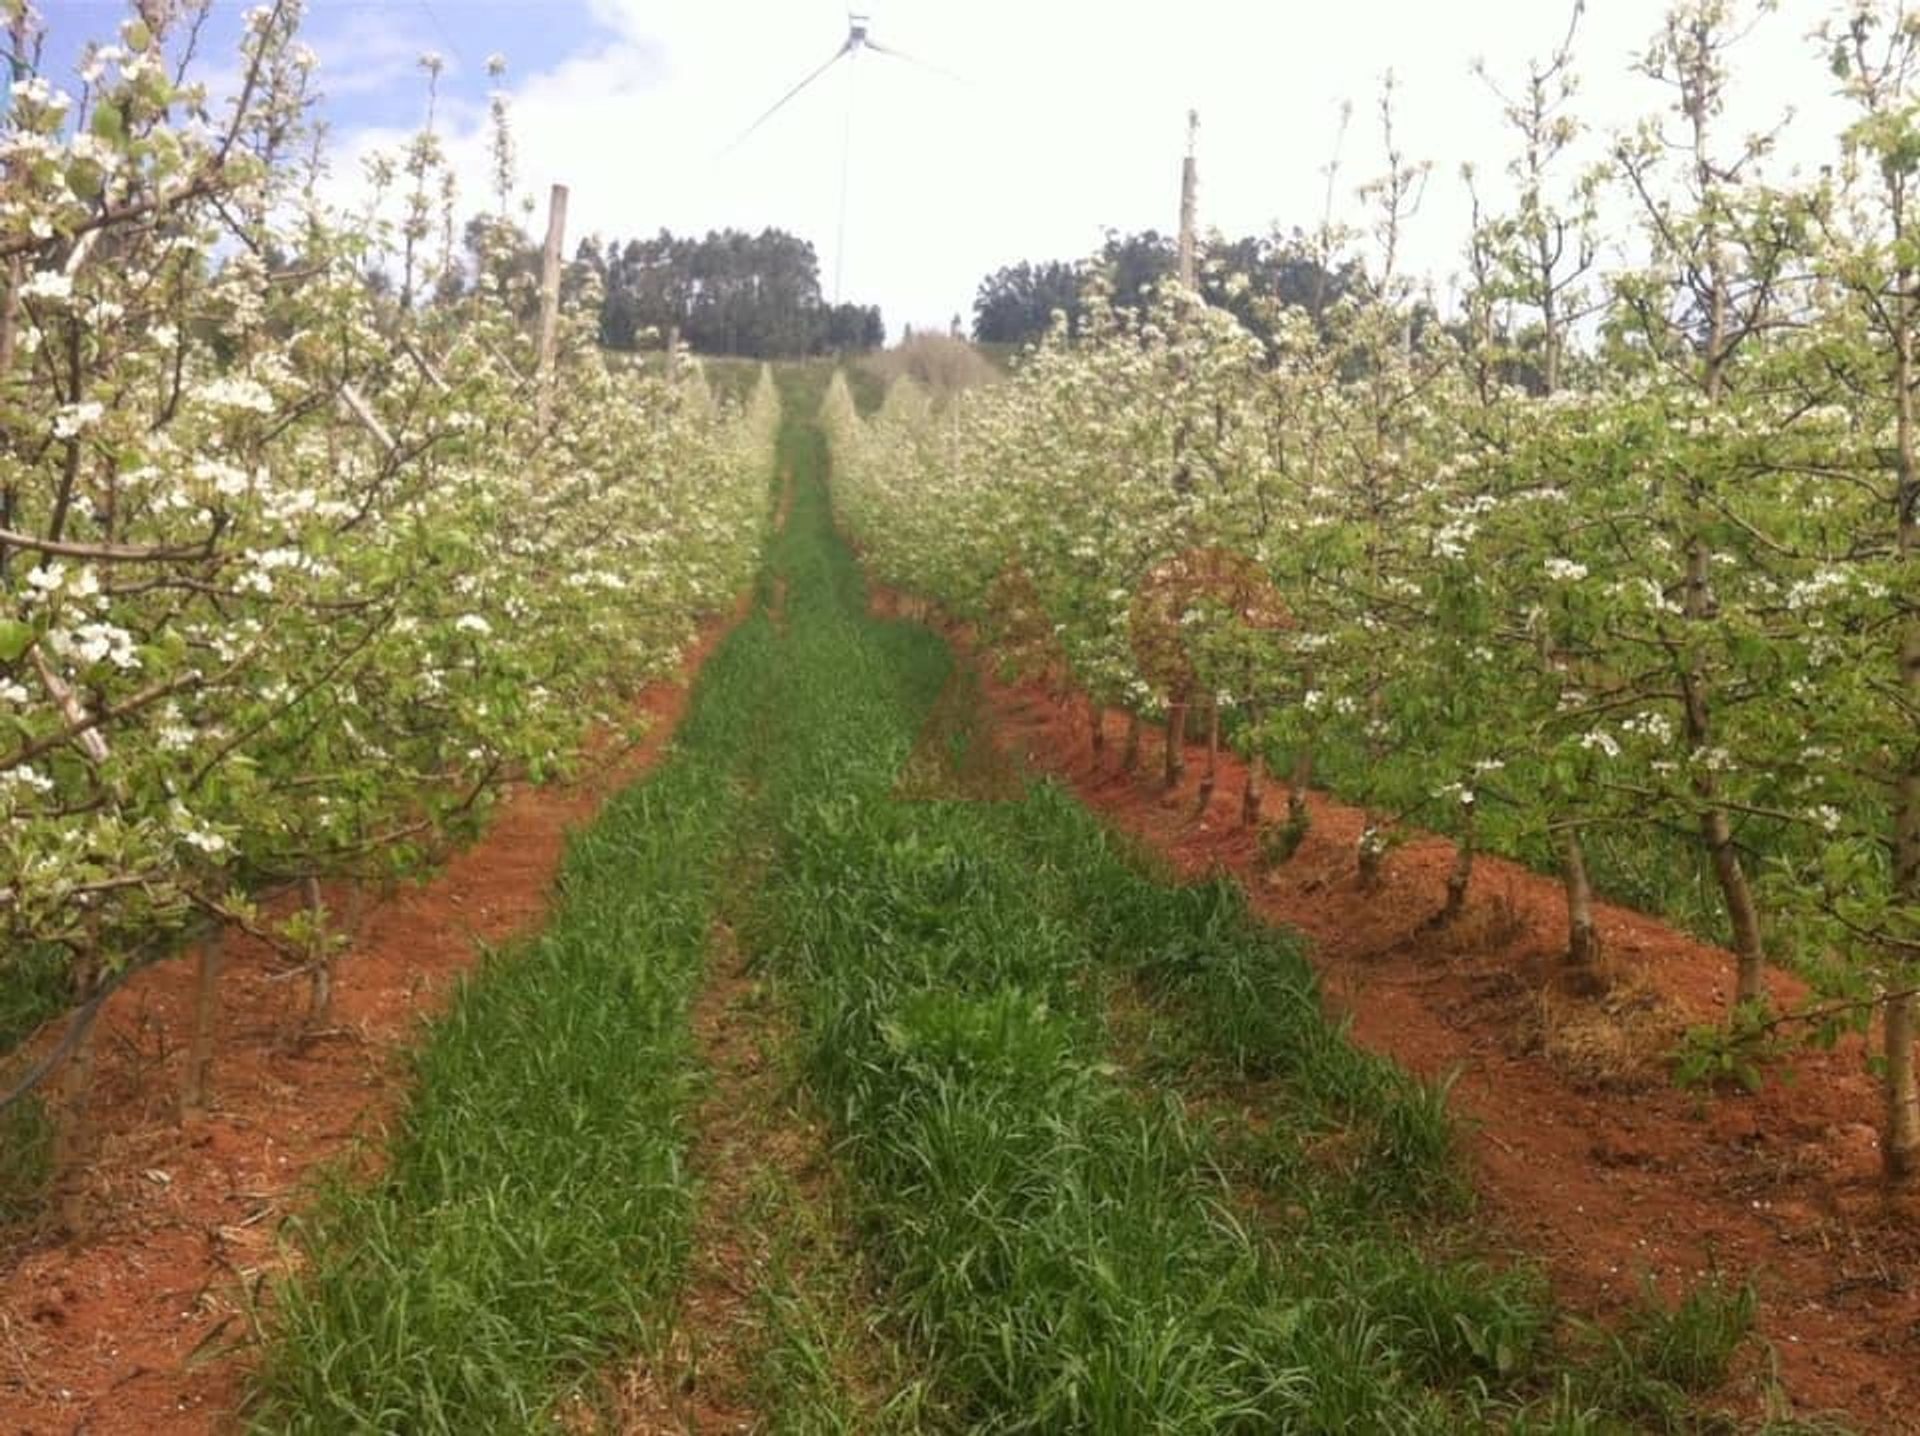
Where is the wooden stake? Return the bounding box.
[1177,110,1199,291]
[1887,990,1920,1183]
[181,927,224,1117]
[1197,700,1220,810]
[49,975,103,1235]
[535,182,569,431]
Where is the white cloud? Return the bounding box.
[318,0,1855,336]
[306,10,440,102]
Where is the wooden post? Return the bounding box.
[1177,110,1199,291]
[1887,990,1920,1182]
[181,927,224,1117]
[535,182,569,430]
[49,957,104,1236]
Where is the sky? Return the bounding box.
[34,0,1858,336]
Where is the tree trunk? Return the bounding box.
[180,927,224,1118]
[305,876,332,1030]
[1885,989,1920,1184]
[50,998,102,1235]
[1701,807,1767,1009]
[1196,701,1220,810]
[1163,697,1188,789]
[1440,794,1477,926]
[1122,711,1141,773]
[1680,655,1768,1011]
[1288,747,1313,824]
[1560,826,1600,967]
[1242,747,1264,828]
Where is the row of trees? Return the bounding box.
[0,1,778,1225]
[832,1,1920,1183]
[579,228,884,358]
[971,230,1358,350]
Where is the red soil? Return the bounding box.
[0,602,744,1436]
[899,597,1917,1433]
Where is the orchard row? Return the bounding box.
[0,0,777,1133]
[827,1,1920,1177]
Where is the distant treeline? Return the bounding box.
[973,229,1555,391]
[575,228,884,359]
[972,230,1359,348]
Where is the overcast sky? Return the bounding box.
[39,0,1856,335]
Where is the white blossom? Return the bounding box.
[192,458,252,497]
[52,401,105,439]
[195,376,276,414]
[1544,557,1588,583]
[20,269,73,302]
[66,621,139,670]
[1580,730,1621,760]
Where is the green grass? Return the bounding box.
[248,571,786,1432]
[249,379,1779,1431]
[738,469,1511,1428]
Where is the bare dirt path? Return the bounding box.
[0,603,745,1436]
[905,597,1919,1432]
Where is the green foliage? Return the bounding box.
[1673,1004,1790,1093]
[0,945,67,1054]
[971,230,1358,349]
[828,6,1920,1155]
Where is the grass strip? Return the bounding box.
[247,590,783,1431]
